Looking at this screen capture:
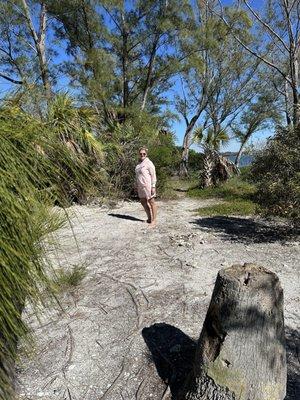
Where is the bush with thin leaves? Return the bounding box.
[0,96,107,399]
[250,126,300,224]
[0,108,64,399]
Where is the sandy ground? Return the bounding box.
[16,196,300,400]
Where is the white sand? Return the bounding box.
[16,197,300,399]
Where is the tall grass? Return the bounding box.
[0,108,61,398]
[0,97,105,399]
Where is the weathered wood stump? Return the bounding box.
[180,263,286,400]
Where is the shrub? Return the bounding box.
[103,120,180,198]
[250,126,300,224]
[0,97,106,398]
[0,108,64,398]
[187,149,204,172]
[149,132,181,194]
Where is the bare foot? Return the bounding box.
[143,219,151,223]
[148,221,157,228]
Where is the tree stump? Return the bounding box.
[180,263,286,400]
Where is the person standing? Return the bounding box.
[135,147,158,227]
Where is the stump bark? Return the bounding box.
[180,263,287,400]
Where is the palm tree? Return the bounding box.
[46,94,106,203]
[194,126,232,187]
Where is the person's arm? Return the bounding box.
[148,161,157,195]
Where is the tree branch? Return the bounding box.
[0,72,23,84]
[20,0,39,47]
[282,0,295,49]
[214,1,292,86]
[243,0,290,53]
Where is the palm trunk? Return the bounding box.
[202,149,214,188]
[180,264,286,400]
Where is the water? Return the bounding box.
[226,154,254,167]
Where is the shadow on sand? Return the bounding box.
[108,213,144,222]
[191,216,299,244]
[142,323,300,400]
[142,323,196,398]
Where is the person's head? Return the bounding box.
[138,146,148,161]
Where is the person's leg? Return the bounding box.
[148,198,157,226]
[140,198,152,222]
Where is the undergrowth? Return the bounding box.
[188,175,256,216]
[52,264,87,292]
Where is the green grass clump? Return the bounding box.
[197,199,255,217]
[52,265,87,291]
[188,176,255,200]
[188,176,256,216]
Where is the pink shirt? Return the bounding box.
[135,157,157,199]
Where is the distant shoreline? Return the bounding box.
[224,153,254,167]
[221,151,254,157]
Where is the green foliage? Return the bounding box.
[188,176,256,216]
[0,107,64,399]
[46,0,190,117]
[102,122,142,197]
[46,95,107,204]
[149,133,181,194]
[188,176,255,201]
[250,126,300,223]
[196,199,255,217]
[187,149,204,172]
[200,128,230,152]
[102,113,180,197]
[239,166,252,181]
[0,96,107,399]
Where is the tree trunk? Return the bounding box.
[235,141,246,167]
[21,1,51,99]
[284,80,292,126]
[38,4,51,99]
[141,34,159,111]
[179,134,190,178]
[291,85,300,127]
[180,263,287,400]
[179,102,206,178]
[121,10,129,120]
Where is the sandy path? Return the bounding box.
[16,197,300,400]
